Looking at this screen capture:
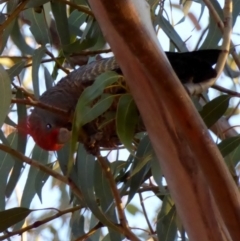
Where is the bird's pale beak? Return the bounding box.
[58,128,72,144]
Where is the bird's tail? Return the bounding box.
[165,49,221,83]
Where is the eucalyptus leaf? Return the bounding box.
[7,60,26,80]
[32,46,46,99]
[14,145,49,231]
[76,145,120,231]
[5,90,25,199]
[199,95,231,128]
[218,135,240,157]
[127,135,153,203]
[116,94,139,151]
[23,8,50,45]
[200,0,222,49]
[156,196,177,241]
[0,133,16,210]
[81,94,115,126]
[51,1,70,47]
[0,65,12,128]
[0,207,32,232]
[10,20,34,55]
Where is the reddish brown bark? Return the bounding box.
[88,0,240,240]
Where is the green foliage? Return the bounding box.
[116,94,139,151]
[0,0,239,240]
[0,207,32,232]
[199,95,231,128]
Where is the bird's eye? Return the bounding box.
[46,123,52,129]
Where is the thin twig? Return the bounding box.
[97,155,140,241]
[139,192,154,234]
[11,83,36,99]
[0,49,112,61]
[0,206,82,240]
[45,49,70,74]
[0,0,30,34]
[74,222,103,241]
[11,98,68,116]
[212,84,240,98]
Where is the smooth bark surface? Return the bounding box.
[88,0,240,240]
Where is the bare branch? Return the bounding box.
[139,193,154,234]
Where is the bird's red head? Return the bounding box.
[28,125,64,151]
[18,113,71,151]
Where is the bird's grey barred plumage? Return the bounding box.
[26,50,221,152]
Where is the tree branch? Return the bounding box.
[88,0,240,240]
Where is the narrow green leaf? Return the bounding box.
[151,154,164,191]
[63,38,96,54]
[88,214,101,240]
[24,146,49,205]
[0,2,16,54]
[232,0,240,28]
[0,133,16,210]
[68,10,87,37]
[5,90,26,199]
[23,8,50,45]
[81,17,93,42]
[88,21,106,50]
[76,144,120,231]
[0,65,12,128]
[156,196,177,241]
[44,66,53,89]
[218,135,240,157]
[70,72,119,159]
[0,207,32,232]
[51,50,65,80]
[35,162,53,202]
[154,15,188,52]
[199,95,231,128]
[94,161,122,240]
[110,160,127,179]
[14,145,48,230]
[57,143,79,190]
[200,0,222,49]
[130,152,152,177]
[81,94,115,125]
[51,1,70,47]
[127,135,153,203]
[10,20,34,55]
[77,71,119,109]
[94,161,114,213]
[32,46,46,99]
[5,134,24,199]
[116,94,139,151]
[226,144,240,168]
[6,60,26,80]
[71,213,86,239]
